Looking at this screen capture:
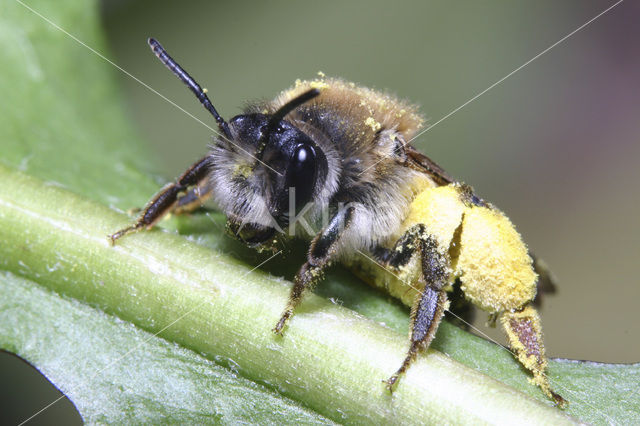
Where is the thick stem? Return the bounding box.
[0,165,575,424]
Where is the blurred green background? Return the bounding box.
[4,0,639,423]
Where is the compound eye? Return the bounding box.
[286,144,317,211]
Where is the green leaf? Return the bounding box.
[0,271,333,424]
[0,0,638,424]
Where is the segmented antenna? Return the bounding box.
[254,88,321,160]
[148,38,232,140]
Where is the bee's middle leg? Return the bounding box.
[383,227,451,391]
[273,206,355,334]
[372,224,424,269]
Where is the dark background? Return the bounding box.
[4,1,639,423]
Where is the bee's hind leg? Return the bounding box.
[109,156,211,244]
[500,306,567,407]
[383,226,450,391]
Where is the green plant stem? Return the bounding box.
[0,165,575,424]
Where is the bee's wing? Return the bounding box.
[404,145,455,186]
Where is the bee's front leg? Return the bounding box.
[273,206,355,334]
[109,156,211,244]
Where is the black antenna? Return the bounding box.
[148,38,232,140]
[255,88,321,160]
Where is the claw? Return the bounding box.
[107,229,128,246]
[108,223,144,246]
[108,228,129,246]
[383,375,398,393]
[273,310,292,335]
[551,390,568,408]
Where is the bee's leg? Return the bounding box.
[109,156,211,244]
[385,231,450,391]
[173,180,213,215]
[273,206,355,334]
[500,306,567,407]
[373,225,424,269]
[374,238,476,328]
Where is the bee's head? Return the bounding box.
[146,38,330,246]
[210,90,329,245]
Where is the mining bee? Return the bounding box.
[111,38,566,407]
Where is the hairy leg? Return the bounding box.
[173,180,213,215]
[384,230,451,390]
[372,224,424,269]
[109,156,210,243]
[273,206,355,334]
[500,305,567,407]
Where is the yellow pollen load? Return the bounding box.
[398,184,537,312]
[399,185,465,251]
[457,206,537,312]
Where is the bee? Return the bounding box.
[111,38,566,407]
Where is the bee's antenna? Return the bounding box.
[268,88,320,129]
[148,38,233,140]
[255,88,321,160]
